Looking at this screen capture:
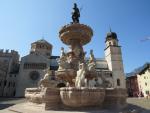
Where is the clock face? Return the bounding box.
[29,71,40,81]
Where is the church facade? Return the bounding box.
[16,39,53,97]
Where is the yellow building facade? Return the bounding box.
[137,64,150,97]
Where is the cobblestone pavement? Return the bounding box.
[0,98,26,110]
[127,98,150,110]
[0,98,150,113]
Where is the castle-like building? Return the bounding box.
[0,30,126,97]
[0,50,19,97]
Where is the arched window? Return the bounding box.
[13,90,16,96]
[8,82,11,87]
[13,82,15,87]
[117,79,120,86]
[4,80,7,86]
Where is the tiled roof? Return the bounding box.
[126,62,150,77]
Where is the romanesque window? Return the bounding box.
[13,82,15,87]
[13,90,16,96]
[24,63,47,69]
[8,82,11,87]
[117,79,120,86]
[4,80,7,86]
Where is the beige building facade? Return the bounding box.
[137,63,150,97]
[126,63,150,97]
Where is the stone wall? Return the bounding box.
[0,49,19,97]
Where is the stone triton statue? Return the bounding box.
[75,63,87,88]
[72,3,80,23]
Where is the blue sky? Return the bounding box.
[0,0,149,73]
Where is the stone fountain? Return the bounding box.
[25,3,127,111]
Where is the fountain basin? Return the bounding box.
[60,87,105,107]
[59,23,93,45]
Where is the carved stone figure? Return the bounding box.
[88,50,96,71]
[60,47,65,57]
[75,63,86,87]
[57,47,69,70]
[72,3,80,23]
[89,49,95,63]
[39,69,57,88]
